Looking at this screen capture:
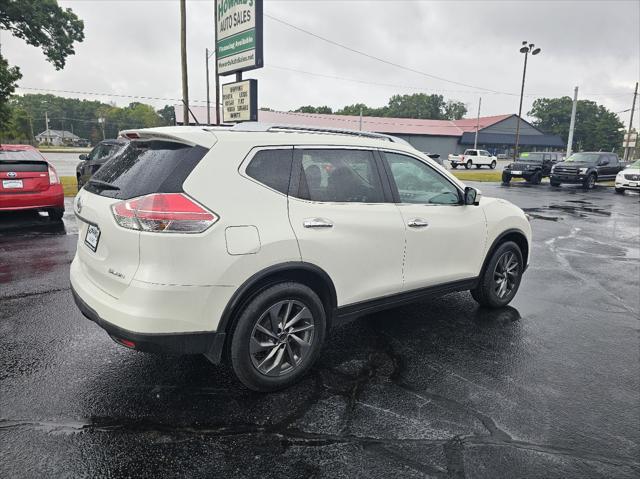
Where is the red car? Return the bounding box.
[0,144,65,220]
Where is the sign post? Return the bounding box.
[222,79,258,123]
[216,0,263,77]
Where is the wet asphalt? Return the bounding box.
[1,184,639,479]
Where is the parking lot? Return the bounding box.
[1,183,638,478]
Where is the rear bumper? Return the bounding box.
[70,255,234,362]
[0,184,64,211]
[71,283,226,362]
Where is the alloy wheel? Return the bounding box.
[249,300,315,377]
[493,251,520,299]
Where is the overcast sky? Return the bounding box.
[3,0,639,125]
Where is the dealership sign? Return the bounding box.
[222,79,258,123]
[216,0,263,75]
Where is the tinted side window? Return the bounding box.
[295,149,385,203]
[384,152,460,205]
[85,140,208,199]
[608,154,618,165]
[467,150,478,156]
[245,149,293,194]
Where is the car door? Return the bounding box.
[287,147,406,306]
[381,150,487,290]
[604,154,619,178]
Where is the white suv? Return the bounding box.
[70,124,531,391]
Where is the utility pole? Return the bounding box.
[206,48,211,125]
[180,0,189,125]
[474,97,482,149]
[213,3,220,125]
[566,86,578,157]
[624,81,638,161]
[45,111,50,145]
[359,107,363,131]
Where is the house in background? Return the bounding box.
[35,129,89,147]
[175,105,565,159]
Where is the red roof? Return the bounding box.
[257,110,512,137]
[174,104,513,137]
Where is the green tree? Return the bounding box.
[335,103,385,116]
[443,100,467,120]
[0,0,85,125]
[294,105,333,114]
[528,97,624,152]
[157,105,176,125]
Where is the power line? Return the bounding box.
[268,64,635,99]
[265,13,512,95]
[265,15,635,99]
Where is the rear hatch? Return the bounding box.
[0,153,50,196]
[75,138,209,298]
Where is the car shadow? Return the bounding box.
[0,210,67,237]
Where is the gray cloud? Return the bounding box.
[4,0,639,125]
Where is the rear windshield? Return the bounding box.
[0,149,48,171]
[84,140,208,199]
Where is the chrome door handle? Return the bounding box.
[303,218,333,228]
[407,219,429,228]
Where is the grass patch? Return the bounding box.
[61,176,78,197]
[39,147,91,154]
[450,171,514,182]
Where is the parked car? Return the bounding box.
[0,144,64,220]
[70,124,531,391]
[497,153,512,161]
[550,152,625,189]
[76,139,130,190]
[422,152,443,166]
[448,149,497,169]
[615,159,640,194]
[502,151,564,185]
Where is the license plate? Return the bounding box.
[2,179,23,189]
[84,224,101,252]
[511,171,522,175]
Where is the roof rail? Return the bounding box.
[229,122,410,145]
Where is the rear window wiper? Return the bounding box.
[88,179,120,190]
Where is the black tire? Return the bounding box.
[583,173,596,190]
[528,171,542,185]
[550,179,561,187]
[490,160,497,169]
[471,241,524,308]
[451,164,458,169]
[475,164,481,169]
[228,282,326,392]
[465,160,472,169]
[615,188,625,194]
[77,175,82,191]
[47,208,64,221]
[501,173,511,185]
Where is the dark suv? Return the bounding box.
[550,152,624,189]
[76,139,129,190]
[502,151,563,185]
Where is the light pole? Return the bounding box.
[514,41,541,160]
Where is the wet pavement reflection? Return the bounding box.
[0,185,638,478]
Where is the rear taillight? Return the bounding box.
[111,193,217,233]
[48,166,59,184]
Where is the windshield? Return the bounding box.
[564,153,601,164]
[518,152,544,162]
[631,159,640,168]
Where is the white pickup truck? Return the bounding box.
[448,149,498,169]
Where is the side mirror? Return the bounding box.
[464,187,481,206]
[79,154,88,160]
[599,159,609,166]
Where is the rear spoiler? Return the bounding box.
[118,129,217,149]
